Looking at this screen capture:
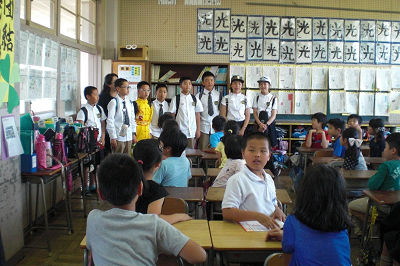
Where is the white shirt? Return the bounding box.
[106,95,137,142]
[252,92,278,118]
[222,93,249,121]
[76,103,107,141]
[196,88,221,134]
[222,165,277,216]
[169,93,203,138]
[212,159,246,188]
[149,99,170,138]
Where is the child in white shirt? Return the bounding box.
[150,83,169,139]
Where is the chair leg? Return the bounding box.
[40,179,51,254]
[34,184,40,226]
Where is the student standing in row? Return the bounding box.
[169,77,203,149]
[106,78,137,154]
[135,81,153,142]
[197,71,222,150]
[150,83,169,139]
[221,75,250,136]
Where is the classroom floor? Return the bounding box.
[15,175,369,266]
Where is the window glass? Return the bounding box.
[31,0,54,29]
[80,18,95,44]
[81,0,95,22]
[60,8,76,39]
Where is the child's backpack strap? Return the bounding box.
[225,95,229,115]
[96,104,102,116]
[198,87,205,100]
[218,91,223,109]
[191,94,197,106]
[132,101,139,115]
[80,107,88,124]
[113,97,118,114]
[175,94,197,116]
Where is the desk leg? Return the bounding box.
[28,182,32,231]
[210,202,214,220]
[360,198,372,248]
[61,166,73,234]
[79,159,87,217]
[83,248,88,266]
[52,181,57,215]
[34,184,40,225]
[40,179,51,253]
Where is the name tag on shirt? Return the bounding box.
[241,100,246,104]
[97,113,101,118]
[192,102,196,106]
[214,101,219,105]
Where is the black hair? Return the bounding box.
[115,78,128,88]
[225,135,243,160]
[98,154,143,206]
[386,133,400,156]
[348,114,363,125]
[179,77,192,84]
[137,81,150,89]
[294,165,351,232]
[159,128,188,157]
[162,119,179,132]
[202,71,215,81]
[158,112,174,129]
[212,115,226,132]
[369,118,385,145]
[100,73,117,96]
[241,131,271,152]
[156,83,167,91]
[311,112,327,127]
[133,139,162,172]
[221,120,239,146]
[84,86,98,100]
[327,118,345,133]
[342,127,360,167]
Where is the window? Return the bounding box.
[80,0,96,45]
[30,0,55,29]
[60,46,79,116]
[20,0,25,20]
[60,8,76,39]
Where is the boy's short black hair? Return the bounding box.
[156,83,167,91]
[133,139,162,172]
[137,81,150,89]
[347,114,363,124]
[115,78,128,88]
[225,135,243,160]
[162,119,179,132]
[98,154,143,206]
[179,77,192,84]
[212,115,226,132]
[202,71,215,81]
[241,132,271,151]
[294,165,351,232]
[158,113,174,129]
[159,128,188,157]
[327,118,345,132]
[84,86,98,100]
[311,112,327,127]
[386,133,400,156]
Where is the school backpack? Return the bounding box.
[80,104,103,124]
[77,127,98,154]
[132,99,152,116]
[175,94,197,115]
[63,125,79,159]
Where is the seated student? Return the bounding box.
[327,118,346,158]
[209,115,226,149]
[349,133,400,213]
[150,83,169,139]
[133,139,191,224]
[153,128,191,187]
[368,118,386,157]
[267,165,351,266]
[86,154,206,265]
[222,132,286,229]
[212,135,245,188]
[380,202,400,266]
[341,127,367,170]
[347,114,363,140]
[305,112,331,149]
[215,120,239,168]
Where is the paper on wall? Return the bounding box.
[391,67,400,89]
[329,90,345,114]
[128,84,138,102]
[277,90,294,114]
[344,68,360,90]
[295,67,311,90]
[376,68,391,91]
[279,66,295,89]
[294,91,310,114]
[359,92,375,116]
[345,92,359,114]
[389,91,400,112]
[360,68,375,91]
[230,64,246,80]
[246,65,262,88]
[262,66,278,88]
[311,67,328,90]
[118,65,142,83]
[245,89,259,114]
[1,116,24,158]
[310,91,327,114]
[375,93,390,116]
[328,67,344,89]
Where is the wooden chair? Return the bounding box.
[314,150,334,157]
[361,149,370,157]
[264,253,292,266]
[161,197,188,215]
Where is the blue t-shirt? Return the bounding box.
[282,215,351,266]
[210,131,224,148]
[153,157,191,187]
[333,136,346,158]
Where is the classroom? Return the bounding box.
[1,0,400,265]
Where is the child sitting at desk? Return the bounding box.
[86,154,206,265]
[327,118,346,158]
[305,112,331,149]
[215,120,239,168]
[267,165,351,265]
[341,127,367,170]
[347,114,363,140]
[222,132,285,229]
[368,118,386,157]
[133,139,191,224]
[153,128,191,187]
[209,115,226,149]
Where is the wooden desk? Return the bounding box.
[312,157,386,167]
[165,187,204,218]
[207,168,221,179]
[191,168,205,187]
[342,170,377,190]
[202,152,219,169]
[174,220,212,249]
[363,189,400,205]
[296,147,333,171]
[185,148,204,167]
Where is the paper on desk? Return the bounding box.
[239,220,284,232]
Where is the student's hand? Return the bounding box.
[272,207,286,222]
[132,134,137,143]
[238,128,246,136]
[100,136,105,146]
[111,139,117,149]
[266,228,283,241]
[195,129,201,139]
[316,129,325,134]
[258,123,267,131]
[256,213,279,229]
[308,129,316,134]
